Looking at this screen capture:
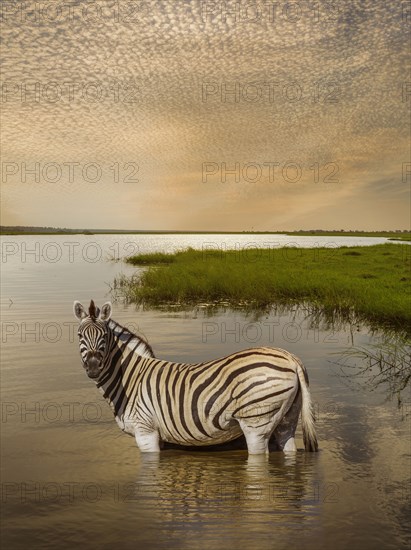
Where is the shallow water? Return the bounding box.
[1,235,410,550]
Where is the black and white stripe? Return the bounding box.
[74,300,318,454]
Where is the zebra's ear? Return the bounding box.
[73,301,88,321]
[99,302,112,322]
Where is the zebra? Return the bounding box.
[73,300,318,455]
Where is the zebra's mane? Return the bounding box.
[107,319,155,358]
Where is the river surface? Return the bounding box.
[1,235,410,550]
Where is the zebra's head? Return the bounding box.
[73,299,112,379]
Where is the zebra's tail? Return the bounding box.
[296,360,318,452]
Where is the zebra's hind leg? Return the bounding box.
[238,417,277,455]
[238,420,269,454]
[272,388,302,453]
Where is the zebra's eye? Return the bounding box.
[77,331,81,337]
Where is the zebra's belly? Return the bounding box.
[159,423,243,447]
[118,414,243,446]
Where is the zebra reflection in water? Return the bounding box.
[123,451,322,548]
[74,300,318,455]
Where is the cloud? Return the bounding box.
[1,0,409,230]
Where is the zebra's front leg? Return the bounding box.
[134,428,160,453]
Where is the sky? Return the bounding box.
[1,0,410,231]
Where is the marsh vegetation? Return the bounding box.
[118,244,410,334]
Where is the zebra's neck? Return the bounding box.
[106,319,155,359]
[95,319,155,421]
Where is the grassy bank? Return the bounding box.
[121,244,411,333]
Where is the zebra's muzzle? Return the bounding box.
[85,351,103,379]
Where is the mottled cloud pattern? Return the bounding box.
[1,0,410,230]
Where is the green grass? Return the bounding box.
[388,236,411,242]
[126,252,177,265]
[283,231,411,240]
[122,244,411,333]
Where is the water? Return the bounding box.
[1,235,410,550]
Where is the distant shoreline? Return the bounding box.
[1,227,410,241]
